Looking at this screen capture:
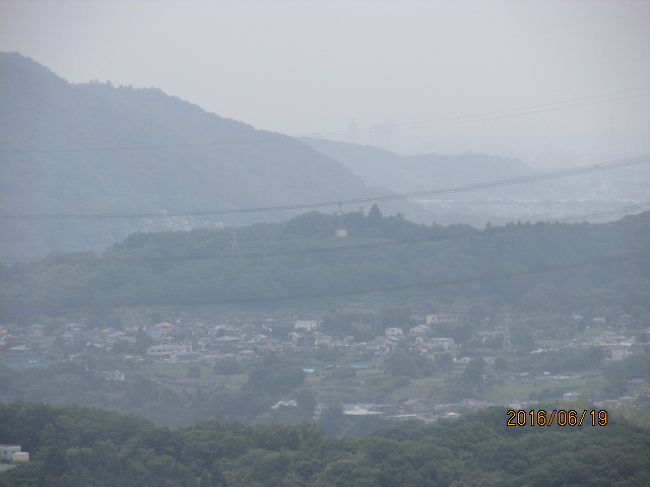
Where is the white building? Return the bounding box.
[0,445,28,463]
[409,325,429,337]
[12,452,29,463]
[101,369,126,381]
[563,392,580,401]
[146,344,191,358]
[385,327,404,337]
[426,313,458,325]
[294,320,321,331]
[428,337,455,350]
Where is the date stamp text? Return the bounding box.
[506,409,608,426]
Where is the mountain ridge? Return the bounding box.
[301,136,534,193]
[0,52,375,262]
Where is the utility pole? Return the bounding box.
[231,227,240,255]
[502,313,512,358]
[373,291,384,334]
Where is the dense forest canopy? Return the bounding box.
[1,208,649,322]
[0,402,648,487]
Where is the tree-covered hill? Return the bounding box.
[0,402,648,487]
[303,137,534,194]
[1,208,648,322]
[0,52,378,262]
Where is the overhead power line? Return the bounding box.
[6,251,644,309]
[7,202,648,266]
[0,154,648,220]
[203,251,645,305]
[303,88,650,138]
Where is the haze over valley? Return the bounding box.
[1,1,649,486]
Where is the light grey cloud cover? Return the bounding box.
[1,0,649,165]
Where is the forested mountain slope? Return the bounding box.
[0,52,372,262]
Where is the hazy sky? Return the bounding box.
[1,0,649,163]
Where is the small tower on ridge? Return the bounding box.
[334,202,348,238]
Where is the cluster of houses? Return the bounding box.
[145,321,294,364]
[2,313,648,368]
[72,314,458,365]
[268,396,493,423]
[570,329,650,361]
[140,314,460,364]
[2,313,649,412]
